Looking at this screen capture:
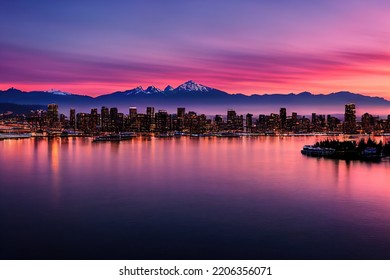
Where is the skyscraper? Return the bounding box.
[146,107,155,131]
[90,108,99,132]
[227,109,236,124]
[246,113,253,133]
[361,113,374,133]
[280,108,287,130]
[47,104,59,128]
[177,107,185,131]
[146,107,155,117]
[344,103,356,134]
[110,107,119,132]
[69,108,76,130]
[101,106,110,132]
[129,107,137,119]
[156,110,169,133]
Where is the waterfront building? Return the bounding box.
[90,108,99,132]
[47,104,59,128]
[246,113,253,133]
[268,113,280,132]
[327,115,341,132]
[101,106,110,132]
[227,109,243,131]
[361,113,374,134]
[156,110,169,133]
[129,107,137,119]
[146,107,155,131]
[344,103,356,134]
[69,108,76,130]
[257,114,266,132]
[76,113,90,132]
[280,108,287,130]
[227,109,236,123]
[177,107,185,131]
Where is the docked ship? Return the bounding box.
[301,145,323,156]
[93,132,137,142]
[301,145,336,157]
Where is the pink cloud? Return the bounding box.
[1,43,389,98]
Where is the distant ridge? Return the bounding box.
[1,81,389,114]
[0,103,46,115]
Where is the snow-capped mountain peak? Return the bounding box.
[175,80,211,92]
[164,85,174,92]
[47,89,72,96]
[126,86,144,95]
[145,86,162,94]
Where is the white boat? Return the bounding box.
[301,145,336,157]
[301,145,324,156]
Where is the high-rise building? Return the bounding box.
[226,109,243,130]
[90,108,99,132]
[129,107,137,119]
[69,108,76,130]
[47,104,59,128]
[280,108,287,130]
[146,107,155,131]
[227,109,236,123]
[344,103,356,134]
[311,113,316,125]
[109,107,119,132]
[177,107,185,131]
[361,113,374,133]
[246,113,253,133]
[117,113,124,132]
[292,112,297,122]
[268,113,280,131]
[59,113,66,126]
[257,114,266,132]
[101,106,110,131]
[156,110,169,133]
[146,107,155,117]
[177,107,185,118]
[110,107,118,121]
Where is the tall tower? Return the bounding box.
[177,107,185,131]
[110,107,119,132]
[47,104,59,128]
[146,107,155,117]
[129,107,137,119]
[101,106,110,132]
[90,108,98,132]
[156,110,169,133]
[69,108,76,130]
[227,109,236,122]
[344,103,356,134]
[146,107,155,131]
[245,114,253,133]
[280,108,287,130]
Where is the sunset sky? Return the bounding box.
[1,0,389,97]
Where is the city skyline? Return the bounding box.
[2,80,390,116]
[3,1,390,265]
[1,0,390,97]
[3,102,390,136]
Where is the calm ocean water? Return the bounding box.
[1,136,390,259]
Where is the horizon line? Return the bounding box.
[2,83,387,100]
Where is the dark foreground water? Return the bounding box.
[1,136,390,260]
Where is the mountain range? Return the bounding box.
[1,80,389,115]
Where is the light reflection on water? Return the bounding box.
[0,136,390,259]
